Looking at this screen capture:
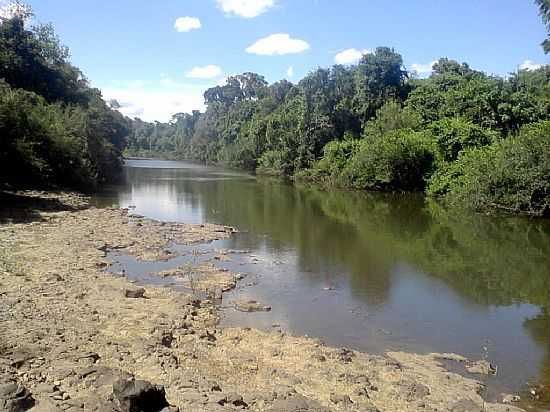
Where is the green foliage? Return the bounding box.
[407,59,549,133]
[363,100,421,138]
[0,82,91,186]
[257,149,290,176]
[0,10,129,189]
[297,138,360,183]
[428,121,550,216]
[341,129,435,191]
[427,117,498,162]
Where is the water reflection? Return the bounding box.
[98,159,550,405]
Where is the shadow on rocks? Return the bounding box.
[0,191,84,224]
[113,377,174,412]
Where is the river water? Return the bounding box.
[94,159,550,408]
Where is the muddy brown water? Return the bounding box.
[93,159,550,409]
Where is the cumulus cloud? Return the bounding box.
[411,60,437,76]
[101,78,209,122]
[519,60,543,71]
[334,48,370,65]
[186,65,223,79]
[216,0,275,18]
[174,16,201,32]
[286,66,294,78]
[246,33,310,56]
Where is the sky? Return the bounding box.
[23,0,550,122]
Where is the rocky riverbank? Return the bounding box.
[0,191,526,411]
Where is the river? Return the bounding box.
[93,159,550,408]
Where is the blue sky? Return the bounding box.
[24,0,549,121]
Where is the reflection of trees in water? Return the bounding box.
[524,309,550,406]
[123,166,550,311]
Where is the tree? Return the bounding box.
[535,0,550,53]
[0,8,130,189]
[353,47,409,122]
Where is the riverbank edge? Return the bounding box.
[0,190,526,412]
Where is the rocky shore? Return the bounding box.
[0,191,526,411]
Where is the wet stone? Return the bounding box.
[234,299,271,312]
[466,360,497,375]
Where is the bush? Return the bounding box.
[257,149,290,176]
[0,83,91,187]
[428,121,550,216]
[297,138,360,183]
[363,100,422,138]
[427,117,498,162]
[0,81,126,189]
[342,129,435,191]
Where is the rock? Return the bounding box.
[502,393,521,403]
[234,299,271,312]
[466,360,497,375]
[404,382,430,401]
[124,287,145,299]
[311,354,326,362]
[336,348,355,363]
[155,330,174,348]
[46,273,64,282]
[217,392,247,407]
[435,353,468,362]
[113,378,169,412]
[207,287,223,301]
[33,383,56,394]
[267,394,329,411]
[451,399,484,412]
[0,382,35,412]
[330,393,352,405]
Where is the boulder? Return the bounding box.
[0,382,35,412]
[113,378,169,412]
[124,287,145,299]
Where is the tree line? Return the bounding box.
[1,1,548,216]
[127,51,550,216]
[0,4,130,189]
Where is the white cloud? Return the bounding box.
[216,0,275,18]
[186,65,223,79]
[334,48,371,65]
[519,60,543,71]
[101,79,210,122]
[411,60,437,76]
[174,16,201,32]
[246,33,310,56]
[286,66,294,78]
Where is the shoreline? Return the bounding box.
[0,191,526,411]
